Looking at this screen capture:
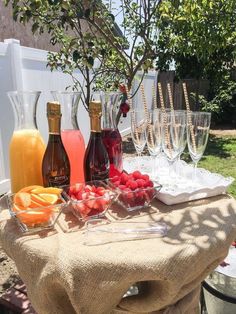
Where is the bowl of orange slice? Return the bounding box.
[5,185,66,232]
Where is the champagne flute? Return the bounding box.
[187,111,211,182]
[145,109,162,180]
[161,111,187,184]
[130,109,147,170]
[165,109,187,160]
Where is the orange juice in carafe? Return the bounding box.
[9,129,45,192]
[8,91,45,193]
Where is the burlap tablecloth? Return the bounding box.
[1,195,236,314]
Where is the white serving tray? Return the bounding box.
[123,155,234,205]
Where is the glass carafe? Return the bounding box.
[8,91,45,193]
[51,91,85,184]
[100,91,123,177]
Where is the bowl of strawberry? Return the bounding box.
[109,171,161,212]
[66,181,117,220]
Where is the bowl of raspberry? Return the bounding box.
[108,171,162,212]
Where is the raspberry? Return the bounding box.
[118,185,127,190]
[123,188,131,192]
[136,179,146,188]
[111,175,120,183]
[129,181,138,191]
[146,180,154,187]
[120,173,129,184]
[113,181,120,187]
[147,188,156,199]
[141,174,150,181]
[125,180,133,188]
[132,170,142,180]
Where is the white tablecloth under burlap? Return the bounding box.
[1,195,236,314]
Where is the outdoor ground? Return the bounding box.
[0,128,236,298]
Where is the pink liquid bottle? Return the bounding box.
[100,92,123,177]
[51,91,85,184]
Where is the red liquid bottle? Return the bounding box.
[84,101,110,182]
[100,92,123,177]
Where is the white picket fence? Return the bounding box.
[0,38,156,193]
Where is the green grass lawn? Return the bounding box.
[183,134,236,198]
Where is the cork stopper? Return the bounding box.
[89,101,102,116]
[47,101,61,117]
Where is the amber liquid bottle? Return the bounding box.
[84,101,110,181]
[42,102,70,187]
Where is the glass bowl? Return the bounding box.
[63,181,118,220]
[108,181,162,212]
[0,193,66,233]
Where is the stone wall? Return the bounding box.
[0,2,55,51]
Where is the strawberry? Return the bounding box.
[82,192,89,200]
[96,187,105,196]
[74,203,91,216]
[74,183,83,193]
[84,185,93,192]
[76,191,83,200]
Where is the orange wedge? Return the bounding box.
[38,193,59,205]
[17,209,52,226]
[29,199,47,209]
[14,192,31,207]
[19,185,42,193]
[31,193,52,207]
[12,204,26,212]
[31,187,62,195]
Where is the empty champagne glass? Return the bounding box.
[187,111,211,182]
[145,109,162,179]
[130,109,148,170]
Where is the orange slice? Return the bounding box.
[19,185,42,193]
[12,204,26,212]
[31,193,52,207]
[14,192,31,207]
[38,193,59,205]
[17,209,52,226]
[29,199,47,209]
[31,187,62,195]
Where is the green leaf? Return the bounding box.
[32,22,39,34]
[87,56,94,67]
[77,10,83,18]
[84,9,91,18]
[73,50,81,62]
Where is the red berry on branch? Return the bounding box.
[120,101,130,117]
[119,84,127,94]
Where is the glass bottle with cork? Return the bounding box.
[42,101,70,187]
[84,101,110,182]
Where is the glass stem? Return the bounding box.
[137,152,141,171]
[194,161,198,182]
[167,159,175,183]
[151,155,156,179]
